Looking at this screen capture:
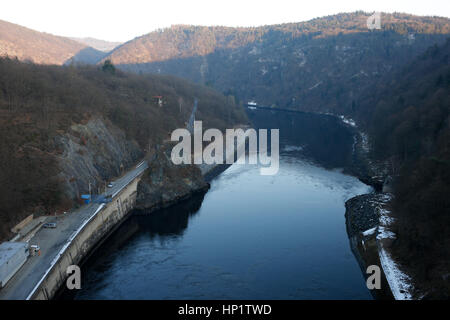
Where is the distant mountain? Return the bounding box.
[103,12,450,115]
[0,19,87,65]
[70,37,122,52]
[64,47,108,66]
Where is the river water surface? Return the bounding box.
[68,144,372,299]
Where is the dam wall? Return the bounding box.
[28,175,143,300]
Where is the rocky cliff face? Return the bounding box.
[55,118,143,199]
[135,143,209,213]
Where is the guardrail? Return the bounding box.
[25,162,148,300]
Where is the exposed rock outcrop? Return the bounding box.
[345,192,395,300]
[345,193,383,237]
[55,118,143,199]
[135,143,209,213]
[344,127,398,299]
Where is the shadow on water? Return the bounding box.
[132,191,206,237]
[246,108,354,169]
[58,191,207,300]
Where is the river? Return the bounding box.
[62,109,373,300]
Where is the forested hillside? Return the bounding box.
[354,39,450,298]
[104,12,450,115]
[1,10,449,298]
[0,19,89,65]
[0,58,246,241]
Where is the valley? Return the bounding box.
[0,10,449,300]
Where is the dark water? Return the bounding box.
[64,110,372,300]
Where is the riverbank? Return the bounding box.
[345,192,414,300]
[343,124,414,300]
[13,143,224,300]
[1,163,148,300]
[134,144,211,215]
[53,151,219,299]
[345,193,393,299]
[51,134,244,299]
[133,135,244,215]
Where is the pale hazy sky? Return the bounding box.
[1,0,449,42]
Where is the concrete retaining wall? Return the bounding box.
[11,215,33,234]
[29,176,141,300]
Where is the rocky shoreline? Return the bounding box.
[343,125,394,299]
[132,139,237,215]
[134,143,211,215]
[343,127,413,300]
[345,194,381,238]
[345,193,394,299]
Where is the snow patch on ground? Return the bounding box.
[362,227,377,236]
[376,194,414,300]
[377,226,396,240]
[378,247,413,300]
[360,132,370,154]
[339,115,357,127]
[379,209,394,227]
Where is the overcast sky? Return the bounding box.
[1,0,449,42]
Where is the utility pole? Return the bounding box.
[89,182,92,201]
[178,97,183,113]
